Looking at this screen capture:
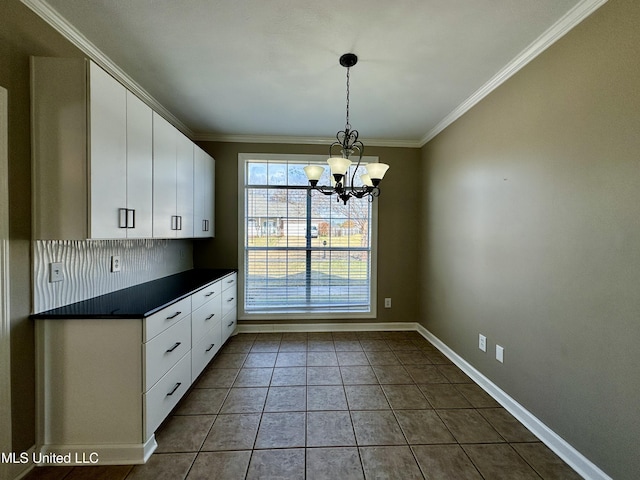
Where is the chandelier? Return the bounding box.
[304,53,389,204]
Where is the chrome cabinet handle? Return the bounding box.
[127,209,135,229]
[205,314,215,320]
[170,215,183,230]
[118,208,127,228]
[227,279,234,284]
[205,291,215,297]
[227,320,235,327]
[166,311,182,320]
[227,297,235,302]
[166,342,181,353]
[205,343,215,352]
[119,208,136,229]
[166,382,181,396]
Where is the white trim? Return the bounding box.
[193,132,422,149]
[20,0,193,139]
[237,322,416,334]
[0,86,12,480]
[234,319,610,480]
[416,324,613,480]
[237,153,379,320]
[35,436,156,466]
[419,0,608,146]
[20,0,606,150]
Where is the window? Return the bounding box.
[238,153,378,319]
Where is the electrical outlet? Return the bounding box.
[384,298,392,308]
[496,345,504,363]
[479,334,487,352]
[49,262,64,283]
[111,255,121,273]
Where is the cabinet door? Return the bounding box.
[152,112,177,238]
[206,155,215,237]
[126,92,153,238]
[88,62,127,239]
[176,133,194,238]
[193,146,214,238]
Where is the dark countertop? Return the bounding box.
[31,269,236,319]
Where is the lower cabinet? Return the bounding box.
[191,320,222,383]
[35,272,237,465]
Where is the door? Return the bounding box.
[125,91,153,238]
[88,61,127,239]
[176,133,194,238]
[152,112,177,238]
[193,146,214,238]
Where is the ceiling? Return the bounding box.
[27,0,603,146]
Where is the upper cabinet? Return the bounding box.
[31,58,153,240]
[194,145,215,238]
[31,58,213,240]
[124,91,154,238]
[86,61,128,239]
[152,114,194,238]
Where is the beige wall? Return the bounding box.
[0,0,82,450]
[419,0,640,478]
[194,141,421,324]
[4,0,636,476]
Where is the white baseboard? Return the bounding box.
[416,324,612,480]
[236,319,609,480]
[237,321,417,334]
[34,436,156,466]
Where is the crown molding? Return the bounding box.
[20,0,194,139]
[22,0,607,149]
[193,132,422,149]
[419,0,608,147]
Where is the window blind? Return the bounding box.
[242,156,375,315]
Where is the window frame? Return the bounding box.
[237,153,379,320]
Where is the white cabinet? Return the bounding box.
[191,281,223,381]
[87,61,127,239]
[151,113,178,238]
[176,133,195,238]
[124,92,154,237]
[31,58,153,240]
[221,273,238,343]
[194,145,215,238]
[152,113,195,238]
[35,272,237,465]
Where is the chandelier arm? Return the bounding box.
[348,142,364,189]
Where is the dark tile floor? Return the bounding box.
[24,331,583,479]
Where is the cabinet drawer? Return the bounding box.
[192,321,222,382]
[222,273,237,292]
[144,352,191,439]
[221,308,237,343]
[191,280,221,312]
[145,296,191,341]
[144,315,191,391]
[192,295,222,346]
[221,289,237,317]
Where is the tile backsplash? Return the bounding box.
[33,239,193,313]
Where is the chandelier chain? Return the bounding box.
[345,67,351,130]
